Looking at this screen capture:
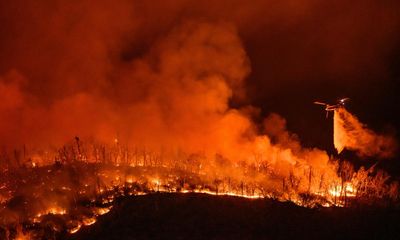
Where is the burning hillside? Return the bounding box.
[1,0,400,239]
[0,118,398,239]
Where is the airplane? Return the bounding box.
[314,98,349,118]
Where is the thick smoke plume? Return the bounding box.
[0,0,346,197]
[0,20,335,179]
[0,0,398,174]
[1,0,399,150]
[0,21,253,154]
[334,108,397,158]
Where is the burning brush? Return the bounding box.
[0,134,398,239]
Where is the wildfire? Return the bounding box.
[0,107,397,238]
[82,217,97,226]
[95,206,112,215]
[181,189,262,199]
[47,207,67,215]
[328,183,356,198]
[0,2,397,238]
[0,156,397,238]
[126,177,134,183]
[15,226,31,240]
[69,224,82,234]
[35,207,67,218]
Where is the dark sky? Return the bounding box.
[0,0,399,157]
[241,1,400,151]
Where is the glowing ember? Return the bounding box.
[83,217,97,226]
[47,207,67,215]
[36,207,67,218]
[69,224,82,234]
[96,206,112,215]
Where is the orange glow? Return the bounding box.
[36,207,67,218]
[83,217,97,226]
[69,224,82,234]
[329,183,356,198]
[0,154,396,237]
[0,3,398,237]
[95,206,112,215]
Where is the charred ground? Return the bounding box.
[69,193,400,240]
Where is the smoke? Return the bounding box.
[0,20,250,151]
[334,108,397,158]
[1,2,400,237]
[0,9,340,191]
[0,0,398,161]
[0,19,334,180]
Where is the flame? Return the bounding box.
[0,3,398,239]
[15,226,32,240]
[47,207,67,215]
[126,177,134,183]
[83,217,97,226]
[36,207,67,217]
[0,160,396,237]
[328,183,356,197]
[181,189,262,199]
[95,206,112,215]
[69,224,82,234]
[0,107,397,237]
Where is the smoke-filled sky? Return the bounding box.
[0,0,399,155]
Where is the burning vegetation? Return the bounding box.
[0,1,399,239]
[0,110,399,239]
